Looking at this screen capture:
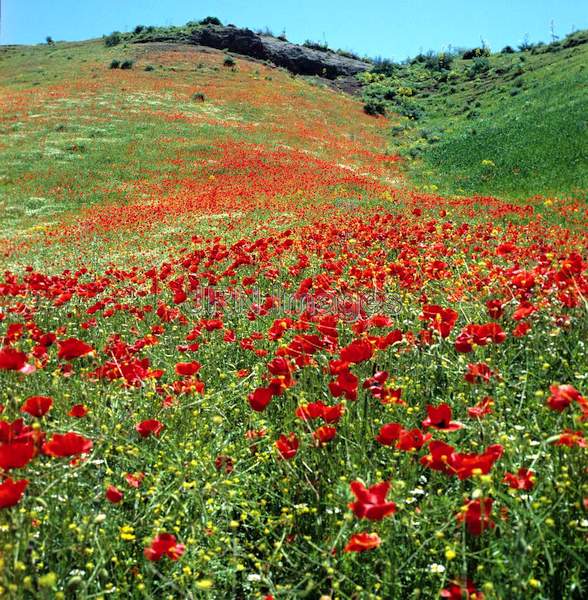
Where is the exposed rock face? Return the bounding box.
[135,26,371,79]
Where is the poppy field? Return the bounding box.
[0,40,587,600]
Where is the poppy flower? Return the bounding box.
[275,433,299,460]
[144,533,185,561]
[136,419,164,438]
[21,396,52,418]
[175,361,201,376]
[0,478,28,509]
[313,426,337,445]
[467,396,494,419]
[420,305,458,338]
[457,498,495,535]
[551,429,586,448]
[375,422,403,446]
[248,387,273,412]
[464,363,494,384]
[340,338,373,364]
[441,578,484,600]
[420,440,457,474]
[125,472,145,487]
[343,532,381,552]
[68,404,89,418]
[349,481,396,521]
[0,441,36,471]
[43,432,93,457]
[57,338,93,360]
[0,348,30,372]
[422,404,463,431]
[503,468,535,490]
[452,444,503,480]
[105,485,124,503]
[547,384,583,412]
[396,428,431,452]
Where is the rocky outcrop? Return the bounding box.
[134,25,371,79]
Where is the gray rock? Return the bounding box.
[134,25,371,79]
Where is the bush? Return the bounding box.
[501,45,515,54]
[192,92,206,102]
[363,99,386,116]
[109,59,120,69]
[104,31,122,47]
[303,40,329,52]
[371,57,397,76]
[46,36,54,45]
[134,25,145,34]
[468,57,490,78]
[144,65,155,71]
[462,47,490,60]
[395,97,424,120]
[120,60,134,70]
[223,56,236,67]
[199,16,222,26]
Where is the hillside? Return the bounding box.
[0,29,587,600]
[360,29,588,199]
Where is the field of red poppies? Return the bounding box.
[0,40,587,599]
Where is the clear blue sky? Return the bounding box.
[1,0,586,59]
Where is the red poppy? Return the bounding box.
[43,432,93,457]
[57,338,93,360]
[136,419,164,438]
[144,533,185,561]
[175,361,201,376]
[248,387,273,412]
[125,472,145,487]
[0,348,29,372]
[503,468,535,490]
[464,362,494,384]
[396,428,431,451]
[457,498,495,535]
[340,338,373,363]
[313,426,337,445]
[420,305,458,338]
[105,485,124,503]
[349,481,396,521]
[0,478,28,509]
[551,429,586,448]
[343,532,381,552]
[21,396,52,418]
[420,440,457,474]
[441,578,484,600]
[375,422,403,446]
[422,404,463,431]
[68,404,88,418]
[0,441,36,471]
[275,433,299,460]
[467,396,494,419]
[547,384,583,412]
[452,444,503,480]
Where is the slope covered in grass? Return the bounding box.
[362,30,588,199]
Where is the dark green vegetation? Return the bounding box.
[361,30,588,199]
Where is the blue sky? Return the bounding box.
[1,0,586,59]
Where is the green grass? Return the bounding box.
[362,31,588,199]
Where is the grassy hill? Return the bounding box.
[361,29,588,199]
